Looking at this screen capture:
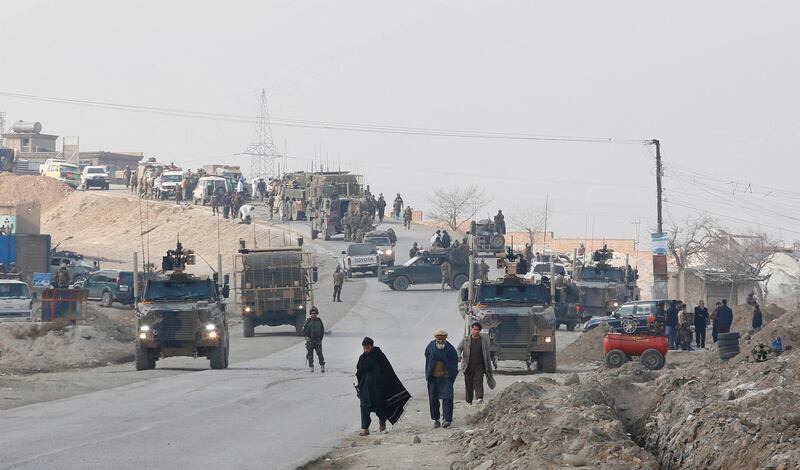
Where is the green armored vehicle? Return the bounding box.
[135,241,231,370]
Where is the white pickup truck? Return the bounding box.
[0,279,33,322]
[343,243,380,277]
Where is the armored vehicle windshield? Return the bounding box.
[576,267,624,283]
[143,279,217,302]
[477,283,549,304]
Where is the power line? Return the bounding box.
[0,90,646,144]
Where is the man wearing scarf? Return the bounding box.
[356,337,411,436]
[425,330,459,428]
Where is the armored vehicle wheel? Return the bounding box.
[101,290,113,307]
[566,321,577,332]
[605,349,628,368]
[392,276,410,291]
[243,316,255,338]
[452,274,468,290]
[538,352,557,373]
[640,348,665,370]
[135,344,155,371]
[489,233,505,250]
[209,338,228,369]
[295,312,306,335]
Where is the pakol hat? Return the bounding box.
[433,329,448,337]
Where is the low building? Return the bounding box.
[78,151,143,174]
[668,267,763,308]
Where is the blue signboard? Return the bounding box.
[32,272,51,288]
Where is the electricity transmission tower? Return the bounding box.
[243,89,280,179]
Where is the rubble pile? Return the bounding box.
[560,322,609,364]
[732,303,787,332]
[449,378,659,469]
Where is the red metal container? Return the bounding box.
[603,332,668,357]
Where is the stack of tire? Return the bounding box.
[718,332,741,360]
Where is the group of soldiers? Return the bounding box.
[343,200,377,242]
[123,165,201,202]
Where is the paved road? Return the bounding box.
[0,188,577,469]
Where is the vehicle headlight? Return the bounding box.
[613,302,619,307]
[208,331,218,339]
[297,305,305,309]
[544,336,552,343]
[385,250,393,255]
[205,323,216,331]
[139,325,150,332]
[139,333,147,340]
[244,306,252,313]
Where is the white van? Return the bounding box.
[0,279,33,322]
[192,176,230,205]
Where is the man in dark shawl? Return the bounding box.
[425,329,459,428]
[356,337,411,436]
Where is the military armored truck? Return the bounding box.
[135,241,231,370]
[471,219,506,255]
[275,171,313,220]
[306,172,366,240]
[573,245,639,319]
[235,244,317,337]
[459,267,557,372]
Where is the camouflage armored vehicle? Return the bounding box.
[135,241,231,370]
[573,245,639,319]
[236,244,317,337]
[471,219,506,255]
[307,172,367,240]
[275,171,313,220]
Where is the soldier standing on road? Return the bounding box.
[343,211,352,242]
[211,190,220,215]
[403,206,413,229]
[393,193,403,220]
[55,263,70,289]
[123,166,131,189]
[377,194,387,222]
[409,242,419,259]
[129,170,138,193]
[333,266,345,302]
[479,258,490,281]
[458,322,493,406]
[303,306,325,373]
[440,259,451,292]
[425,330,458,428]
[266,193,275,220]
[222,192,232,219]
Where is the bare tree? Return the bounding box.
[666,215,717,271]
[705,229,779,303]
[511,203,552,248]
[427,185,492,231]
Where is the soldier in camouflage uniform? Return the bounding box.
[343,211,352,242]
[303,306,325,373]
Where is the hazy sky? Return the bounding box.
[2,1,798,242]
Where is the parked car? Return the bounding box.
[343,243,380,277]
[380,248,472,291]
[80,166,110,190]
[73,270,142,307]
[50,255,98,284]
[193,176,230,205]
[41,159,81,188]
[524,262,570,283]
[154,170,184,200]
[0,279,33,322]
[583,299,681,333]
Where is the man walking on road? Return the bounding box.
[425,330,458,428]
[440,259,451,292]
[333,266,344,302]
[356,337,411,436]
[377,194,387,222]
[303,306,325,373]
[458,322,493,406]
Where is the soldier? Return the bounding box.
[409,242,419,259]
[343,211,352,242]
[403,206,413,229]
[222,192,232,219]
[393,193,403,220]
[211,189,220,215]
[303,306,326,373]
[360,211,372,240]
[129,170,138,193]
[494,210,506,234]
[440,259,451,292]
[267,193,275,220]
[524,244,534,265]
[479,258,490,281]
[55,263,70,289]
[123,166,131,189]
[333,266,345,302]
[377,194,387,222]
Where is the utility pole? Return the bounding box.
[649,139,668,299]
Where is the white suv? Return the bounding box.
[0,279,33,322]
[81,166,110,190]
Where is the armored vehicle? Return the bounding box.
[135,241,231,370]
[471,219,505,255]
[380,248,472,291]
[275,171,313,220]
[307,172,366,240]
[573,245,639,319]
[235,244,317,337]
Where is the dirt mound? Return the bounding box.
[560,323,610,364]
[732,303,787,332]
[0,173,72,210]
[450,369,659,469]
